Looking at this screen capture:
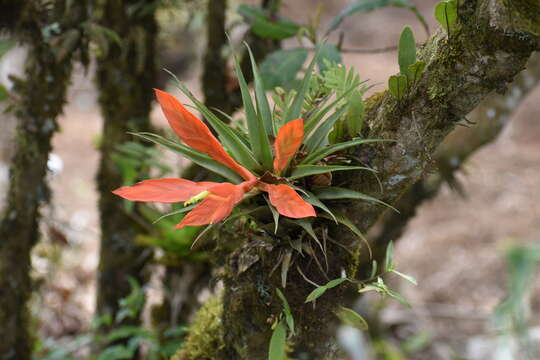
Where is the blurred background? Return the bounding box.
[0,0,539,359]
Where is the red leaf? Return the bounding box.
[273,118,304,175]
[113,178,218,203]
[175,182,251,228]
[154,89,254,181]
[263,183,315,218]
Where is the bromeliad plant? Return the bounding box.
[113,46,388,231]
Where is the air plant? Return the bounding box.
[113,45,390,232]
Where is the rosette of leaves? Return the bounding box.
[113,45,392,242]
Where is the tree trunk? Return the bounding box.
[176,0,539,358]
[94,0,157,328]
[0,1,86,358]
[202,0,280,116]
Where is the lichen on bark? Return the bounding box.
[0,1,87,358]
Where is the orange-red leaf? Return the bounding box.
[263,183,316,218]
[112,178,218,203]
[154,89,254,181]
[175,181,254,228]
[273,118,304,175]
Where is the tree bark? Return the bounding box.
[177,0,539,358]
[94,0,157,329]
[370,52,540,258]
[0,1,87,358]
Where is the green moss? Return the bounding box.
[348,242,363,279]
[364,91,386,112]
[508,0,540,35]
[171,294,225,360]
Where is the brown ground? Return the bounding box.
[3,0,538,358]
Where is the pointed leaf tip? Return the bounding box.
[274,118,304,175]
[263,183,315,218]
[112,178,217,203]
[154,89,254,181]
[175,181,255,228]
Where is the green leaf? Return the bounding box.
[105,326,153,343]
[301,138,391,165]
[304,106,348,153]
[288,218,324,256]
[370,260,378,279]
[292,218,318,243]
[302,191,337,223]
[326,0,428,37]
[0,84,9,102]
[387,288,411,307]
[264,195,280,234]
[276,289,295,335]
[317,44,342,71]
[130,132,243,183]
[408,61,426,83]
[345,90,365,138]
[334,306,369,330]
[326,277,349,289]
[303,83,358,136]
[312,186,398,212]
[246,44,274,136]
[138,205,201,254]
[283,44,321,123]
[398,26,416,79]
[97,345,134,360]
[385,241,394,270]
[391,269,418,285]
[260,48,308,90]
[230,44,273,170]
[434,0,458,34]
[388,74,408,99]
[281,249,292,289]
[252,18,299,40]
[289,165,375,180]
[150,205,194,224]
[320,210,372,258]
[359,276,412,306]
[238,5,300,40]
[305,278,348,303]
[0,39,15,59]
[268,320,287,360]
[305,286,328,303]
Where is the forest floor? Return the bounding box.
[4,0,538,359]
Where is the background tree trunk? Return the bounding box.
[0,1,87,358]
[176,0,539,358]
[94,0,158,330]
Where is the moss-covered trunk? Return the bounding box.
[176,0,539,358]
[94,0,157,328]
[370,52,540,256]
[0,1,86,358]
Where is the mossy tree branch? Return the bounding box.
[369,52,540,270]
[178,0,539,358]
